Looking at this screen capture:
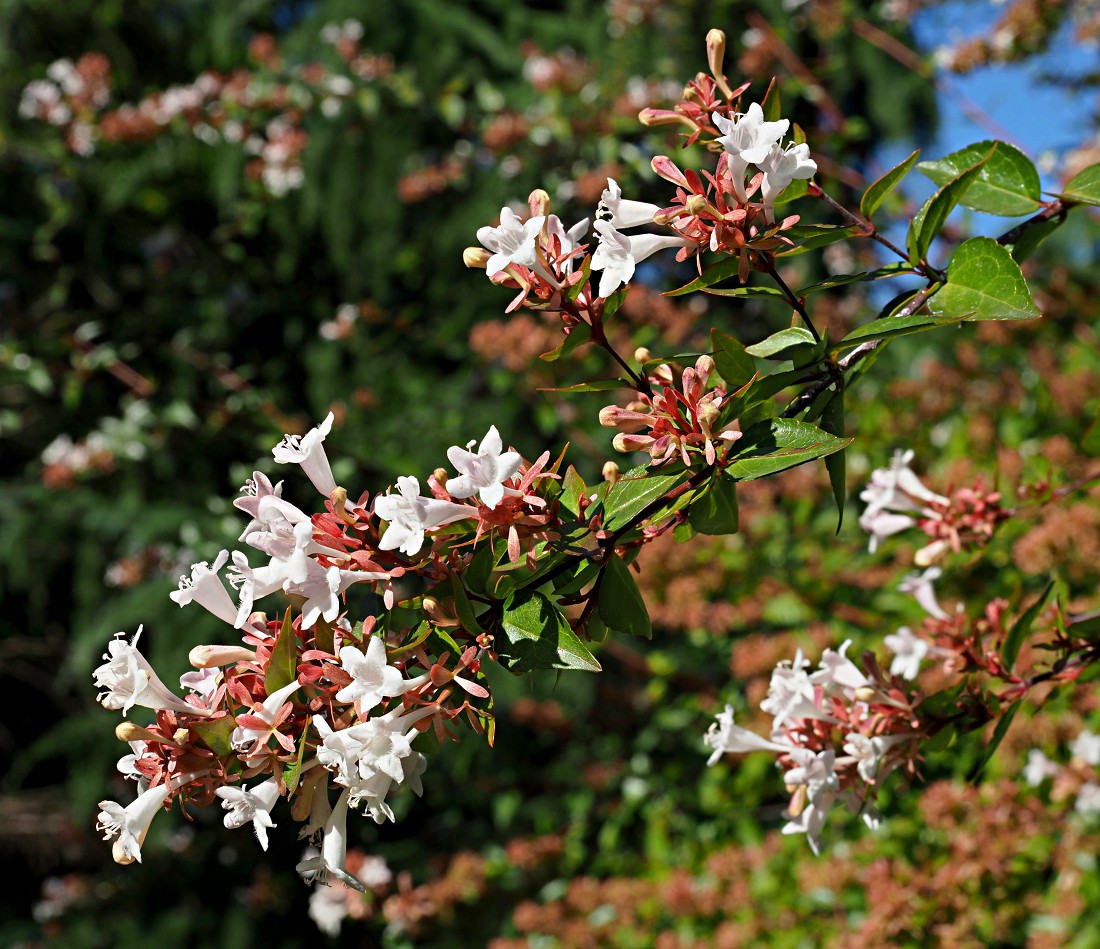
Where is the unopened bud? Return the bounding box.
[422,596,440,617]
[599,405,622,428]
[706,29,734,98]
[637,107,692,128]
[696,402,720,433]
[432,467,450,490]
[695,354,715,378]
[634,346,652,365]
[116,721,171,745]
[173,728,190,745]
[652,363,674,385]
[854,686,879,703]
[602,461,620,484]
[188,644,256,668]
[528,189,550,217]
[463,246,491,269]
[612,432,655,454]
[685,193,714,218]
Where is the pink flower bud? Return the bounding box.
[463,247,491,269]
[613,433,656,453]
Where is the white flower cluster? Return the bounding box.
[859,449,948,561]
[705,642,915,853]
[1024,729,1100,815]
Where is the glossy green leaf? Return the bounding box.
[773,177,809,206]
[665,257,742,296]
[540,323,590,362]
[1061,162,1100,207]
[264,607,298,694]
[711,329,756,389]
[687,473,739,535]
[726,418,852,481]
[702,285,788,299]
[829,311,964,350]
[559,465,587,517]
[602,466,687,530]
[597,553,652,638]
[797,262,913,296]
[775,224,861,256]
[450,573,484,636]
[745,327,817,359]
[191,715,236,757]
[860,148,920,218]
[1002,578,1056,671]
[820,391,846,533]
[907,155,989,263]
[540,378,631,393]
[918,140,1041,216]
[497,590,601,673]
[969,701,1020,783]
[283,729,310,795]
[928,237,1041,322]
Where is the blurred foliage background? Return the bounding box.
[3,0,1100,946]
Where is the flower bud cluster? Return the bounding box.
[705,642,920,853]
[600,355,741,466]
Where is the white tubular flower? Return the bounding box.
[334,637,427,715]
[704,704,793,765]
[758,141,817,205]
[445,425,522,510]
[477,206,545,276]
[590,220,693,298]
[96,782,170,865]
[760,650,832,729]
[859,450,948,554]
[783,748,840,807]
[272,411,338,499]
[1071,730,1100,767]
[898,566,949,620]
[230,679,301,761]
[842,733,890,782]
[712,103,789,165]
[1023,748,1060,787]
[94,627,210,717]
[810,640,870,692]
[243,495,331,586]
[287,564,388,630]
[296,789,366,892]
[883,626,929,681]
[597,177,661,229]
[233,471,284,541]
[215,776,281,851]
[374,476,473,557]
[781,793,835,857]
[169,551,240,628]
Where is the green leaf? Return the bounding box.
[465,541,496,595]
[773,177,809,206]
[559,466,588,517]
[1002,578,1056,671]
[312,616,335,656]
[829,311,964,351]
[603,286,629,320]
[969,701,1021,783]
[907,155,989,264]
[540,324,590,363]
[264,608,298,694]
[1061,162,1100,207]
[711,329,756,389]
[797,262,913,296]
[928,237,1041,322]
[775,224,860,256]
[726,418,852,481]
[1007,217,1061,263]
[450,573,484,636]
[918,141,1042,216]
[666,256,742,296]
[688,473,739,535]
[540,378,631,393]
[497,590,601,673]
[702,285,788,299]
[191,716,237,757]
[745,327,817,359]
[602,466,687,530]
[820,391,846,532]
[860,148,921,219]
[283,729,310,795]
[597,554,652,638]
[566,255,592,302]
